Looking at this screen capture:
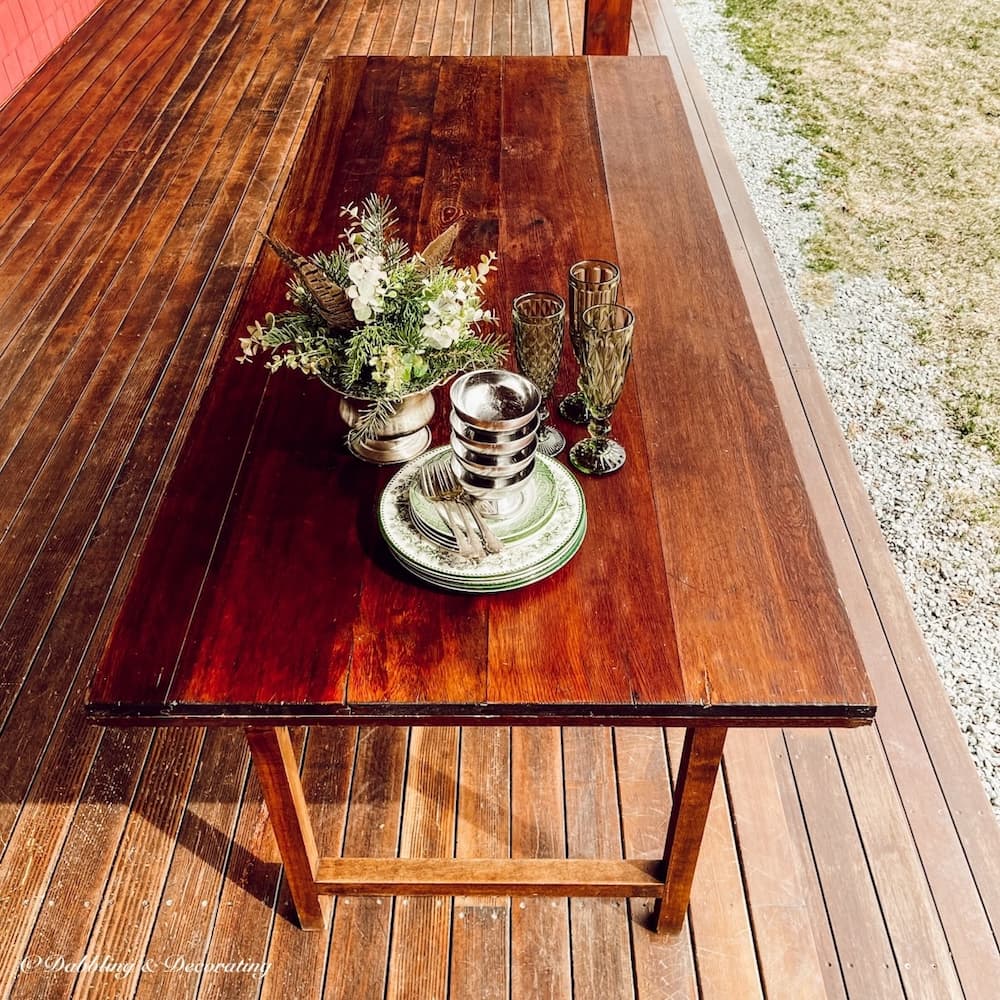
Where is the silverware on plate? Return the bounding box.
[419,464,480,559]
[432,462,504,555]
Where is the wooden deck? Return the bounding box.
[0,1,997,998]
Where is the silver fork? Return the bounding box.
[420,464,481,560]
[432,462,504,555]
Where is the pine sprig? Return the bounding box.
[347,396,401,448]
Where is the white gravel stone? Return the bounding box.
[675,0,1000,817]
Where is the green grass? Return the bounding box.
[719,0,1000,466]
[949,391,1000,453]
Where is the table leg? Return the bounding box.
[246,726,330,931]
[654,726,727,933]
[582,0,634,55]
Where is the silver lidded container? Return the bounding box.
[449,370,541,515]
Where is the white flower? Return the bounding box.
[419,271,491,349]
[423,320,460,349]
[346,254,388,322]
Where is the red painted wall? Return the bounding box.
[0,0,102,107]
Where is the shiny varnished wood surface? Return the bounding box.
[3,0,998,994]
[87,56,874,727]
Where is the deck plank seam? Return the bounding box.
[0,0,241,311]
[0,25,302,727]
[778,727,899,998]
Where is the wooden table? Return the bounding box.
[86,56,876,935]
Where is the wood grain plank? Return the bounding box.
[722,729,829,998]
[344,0,389,55]
[629,0,654,56]
[450,727,511,997]
[547,0,573,53]
[511,0,531,53]
[834,725,965,998]
[529,0,553,53]
[430,0,457,53]
[0,5,244,374]
[449,0,476,54]
[0,0,212,288]
[131,729,253,1000]
[613,728,698,1000]
[389,0,421,54]
[0,123,260,540]
[71,729,205,1000]
[0,23,284,578]
[346,58,493,710]
[490,56,681,711]
[410,0,440,54]
[324,726,409,1000]
[490,0,511,55]
[567,0,584,52]
[510,727,572,998]
[470,0,494,54]
[367,0,404,56]
[1,728,143,1000]
[766,730,851,1000]
[0,0,162,196]
[582,0,631,54]
[385,727,460,1000]
[563,727,634,1000]
[782,729,904,998]
[0,9,245,432]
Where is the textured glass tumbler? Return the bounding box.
[512,291,566,457]
[560,259,621,425]
[569,303,634,476]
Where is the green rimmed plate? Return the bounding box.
[379,449,586,593]
[390,515,588,594]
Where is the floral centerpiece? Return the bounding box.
[238,195,505,460]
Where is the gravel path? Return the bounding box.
[674,0,1000,817]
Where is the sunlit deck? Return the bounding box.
[1,0,998,997]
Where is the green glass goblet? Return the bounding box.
[512,291,567,457]
[560,259,621,425]
[568,303,634,476]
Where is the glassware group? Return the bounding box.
[511,258,633,477]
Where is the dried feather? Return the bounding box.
[262,233,356,329]
[417,222,460,270]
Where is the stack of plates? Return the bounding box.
[378,446,586,593]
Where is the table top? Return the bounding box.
[86,56,876,729]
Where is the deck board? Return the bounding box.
[1,1,998,997]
